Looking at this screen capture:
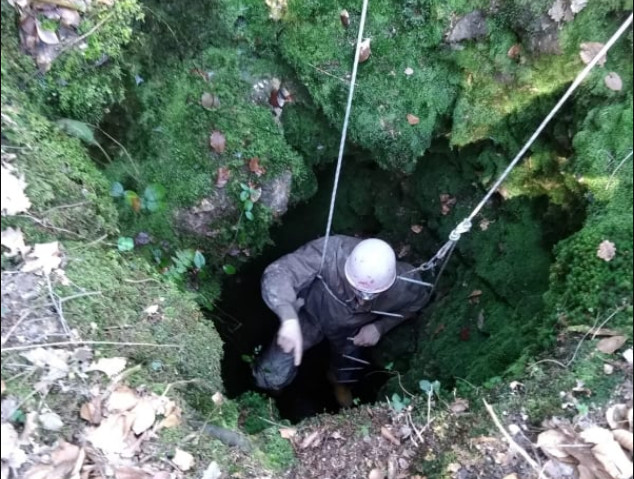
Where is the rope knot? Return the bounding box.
[449,219,472,241]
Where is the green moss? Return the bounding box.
[57,245,224,394]
[255,427,296,472]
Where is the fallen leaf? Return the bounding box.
[507,44,521,59]
[410,224,423,234]
[479,218,491,231]
[565,325,621,336]
[476,310,485,330]
[468,289,483,304]
[368,468,385,479]
[580,42,606,66]
[597,335,627,354]
[86,414,133,453]
[24,441,83,479]
[604,72,623,91]
[209,130,226,154]
[502,474,518,479]
[80,397,102,424]
[300,430,320,449]
[115,467,151,479]
[38,411,63,431]
[537,429,570,459]
[597,240,616,261]
[449,398,469,413]
[606,404,629,430]
[21,347,70,382]
[613,430,633,452]
[1,380,5,395]
[151,473,171,479]
[131,399,157,435]
[447,463,462,473]
[248,157,266,176]
[1,423,27,470]
[340,9,350,28]
[279,427,297,439]
[160,407,182,429]
[508,424,521,436]
[542,460,576,478]
[581,427,633,479]
[214,167,231,188]
[172,448,195,471]
[20,241,61,274]
[604,364,615,375]
[88,357,127,377]
[1,227,30,257]
[380,426,400,446]
[201,92,220,109]
[439,194,457,215]
[201,461,222,479]
[59,8,81,27]
[144,304,159,315]
[404,67,414,76]
[250,186,262,203]
[622,348,633,365]
[107,386,140,412]
[358,38,371,63]
[35,20,59,45]
[211,391,224,406]
[406,114,419,125]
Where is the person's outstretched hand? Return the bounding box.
[277,318,303,366]
[352,323,381,347]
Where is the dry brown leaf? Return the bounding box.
[613,430,633,452]
[115,467,152,479]
[537,429,570,459]
[211,391,224,406]
[86,413,133,453]
[577,465,595,479]
[502,474,518,479]
[131,398,157,435]
[173,448,195,471]
[216,167,231,188]
[368,468,385,479]
[1,423,27,470]
[25,441,84,479]
[152,473,171,479]
[300,430,320,449]
[88,356,127,377]
[160,407,182,429]
[209,130,226,154]
[439,194,457,215]
[279,427,297,439]
[201,461,222,479]
[580,42,607,66]
[479,218,490,231]
[606,404,629,431]
[406,114,420,125]
[39,411,64,431]
[597,336,627,354]
[250,186,262,203]
[380,426,400,446]
[2,163,32,215]
[80,397,102,424]
[583,427,633,479]
[59,8,81,27]
[201,92,220,110]
[468,290,483,303]
[21,241,61,274]
[1,227,30,258]
[248,157,266,177]
[410,224,423,234]
[340,9,350,28]
[597,240,616,262]
[106,386,140,412]
[507,44,521,59]
[450,398,469,413]
[604,363,615,375]
[604,72,623,91]
[358,38,371,63]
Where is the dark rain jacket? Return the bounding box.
[254,235,430,390]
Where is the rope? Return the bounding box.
[409,13,633,288]
[319,0,370,273]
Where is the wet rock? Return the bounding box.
[175,171,293,236]
[447,11,488,43]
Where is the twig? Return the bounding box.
[59,291,102,303]
[46,273,70,336]
[91,124,142,180]
[123,278,161,285]
[59,11,116,53]
[16,214,80,237]
[43,201,88,215]
[1,340,179,353]
[105,364,143,395]
[33,0,86,11]
[591,306,625,340]
[426,391,432,427]
[308,63,351,84]
[407,412,423,445]
[483,399,552,479]
[161,379,201,398]
[567,310,603,366]
[1,311,31,347]
[256,416,287,429]
[531,359,568,369]
[606,150,633,190]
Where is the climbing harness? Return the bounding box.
[318,5,633,293]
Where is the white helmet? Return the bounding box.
[344,239,397,294]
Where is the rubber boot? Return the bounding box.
[327,371,353,408]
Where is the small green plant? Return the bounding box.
[241,345,263,365]
[223,264,237,275]
[117,236,135,252]
[390,393,411,412]
[164,249,206,281]
[419,379,441,395]
[110,182,166,213]
[239,183,258,221]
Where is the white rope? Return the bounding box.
[319,0,370,273]
[458,13,634,230]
